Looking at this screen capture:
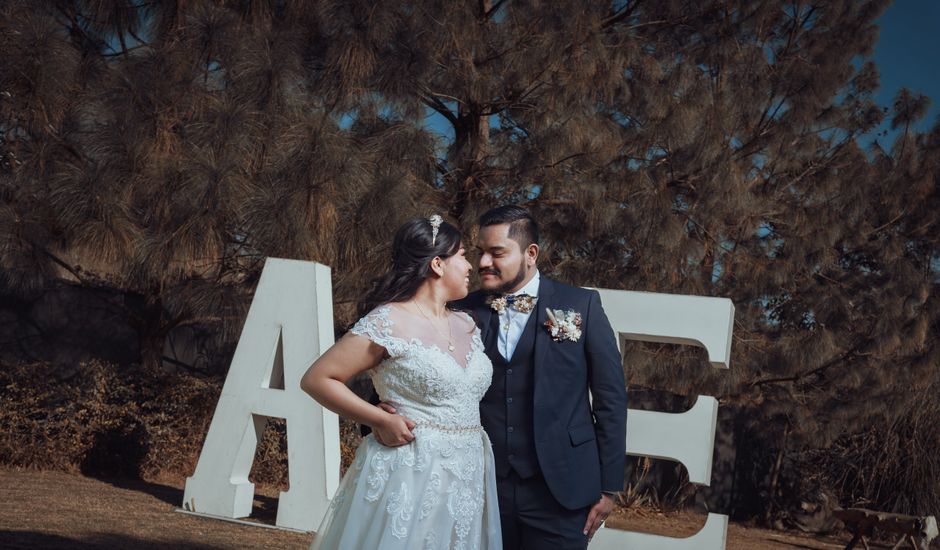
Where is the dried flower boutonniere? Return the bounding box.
[544,308,582,342]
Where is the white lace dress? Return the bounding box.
[310,305,501,550]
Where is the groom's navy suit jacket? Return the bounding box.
[455,277,628,511]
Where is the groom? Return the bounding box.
[454,205,627,549]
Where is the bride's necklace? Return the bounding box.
[413,301,455,352]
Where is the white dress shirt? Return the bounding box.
[497,270,541,361]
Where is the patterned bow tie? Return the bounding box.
[487,293,538,314]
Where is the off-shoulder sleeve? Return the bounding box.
[348,305,402,355]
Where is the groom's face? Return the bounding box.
[475,223,537,294]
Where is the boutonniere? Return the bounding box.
[544,308,582,342]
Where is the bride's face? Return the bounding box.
[440,245,473,300]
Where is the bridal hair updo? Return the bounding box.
[356,216,462,318]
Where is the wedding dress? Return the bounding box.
[310,304,501,550]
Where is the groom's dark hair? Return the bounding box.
[479,205,539,248]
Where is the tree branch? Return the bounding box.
[748,340,868,388]
[601,1,638,30]
[418,90,459,127]
[483,0,507,21]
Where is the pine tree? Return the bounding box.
[2,0,936,517]
[0,1,438,369]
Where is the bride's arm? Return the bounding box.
[300,333,416,446]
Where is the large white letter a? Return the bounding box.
[182,258,341,531]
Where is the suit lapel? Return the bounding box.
[532,277,556,383]
[478,296,495,345]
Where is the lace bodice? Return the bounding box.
[350,304,492,429]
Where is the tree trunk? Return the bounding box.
[450,102,491,222]
[764,423,790,525]
[127,291,169,372]
[448,2,493,223]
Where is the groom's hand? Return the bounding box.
[372,402,399,445]
[372,408,415,447]
[583,493,616,541]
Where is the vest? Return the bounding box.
[481,310,540,479]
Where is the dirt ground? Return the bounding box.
[0,467,902,549]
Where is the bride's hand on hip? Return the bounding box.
[372,411,416,447]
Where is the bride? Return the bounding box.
[300,214,501,550]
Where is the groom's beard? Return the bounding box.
[481,260,528,295]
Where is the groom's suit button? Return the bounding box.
[506,398,513,404]
[508,426,514,433]
[509,454,515,460]
[506,369,513,375]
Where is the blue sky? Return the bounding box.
[868,0,940,146]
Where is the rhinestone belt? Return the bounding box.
[415,422,483,433]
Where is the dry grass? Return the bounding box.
[0,362,926,549]
[0,467,909,550]
[0,360,365,489]
[0,468,313,549]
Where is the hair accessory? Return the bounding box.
[429,214,443,245]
